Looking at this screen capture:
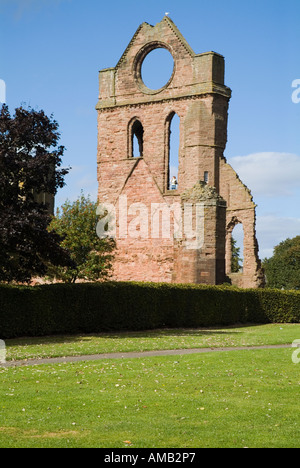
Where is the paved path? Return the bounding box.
[1,343,291,368]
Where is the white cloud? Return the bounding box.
[256,215,300,259]
[229,152,300,197]
[230,214,300,260]
[227,152,300,258]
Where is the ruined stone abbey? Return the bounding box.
[96,16,264,289]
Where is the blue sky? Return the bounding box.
[0,0,299,259]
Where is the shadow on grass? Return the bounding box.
[5,323,263,349]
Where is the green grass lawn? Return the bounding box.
[0,324,300,448]
[5,323,300,362]
[0,348,299,448]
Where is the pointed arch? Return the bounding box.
[165,111,180,191]
[226,216,244,275]
[128,118,144,158]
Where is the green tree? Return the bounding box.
[263,236,300,290]
[48,193,115,283]
[0,104,73,283]
[231,237,242,273]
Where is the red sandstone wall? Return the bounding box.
[96,16,264,288]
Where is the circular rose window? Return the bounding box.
[134,43,175,94]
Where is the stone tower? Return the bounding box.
[96,16,264,288]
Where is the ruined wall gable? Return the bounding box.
[96,16,264,288]
[96,16,231,111]
[115,17,194,72]
[219,158,255,210]
[219,159,264,288]
[107,17,195,106]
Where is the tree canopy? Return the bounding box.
[0,104,73,282]
[48,193,115,283]
[263,236,300,290]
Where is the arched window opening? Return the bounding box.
[167,112,180,190]
[204,171,209,184]
[131,120,144,158]
[141,47,174,91]
[231,223,244,273]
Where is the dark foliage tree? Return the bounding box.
[0,104,74,282]
[263,236,300,290]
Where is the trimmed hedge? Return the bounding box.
[0,281,300,339]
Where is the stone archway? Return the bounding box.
[226,211,264,288]
[226,216,244,286]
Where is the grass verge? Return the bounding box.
[5,323,300,362]
[0,348,299,448]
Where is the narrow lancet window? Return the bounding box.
[166,112,180,190]
[131,120,144,158]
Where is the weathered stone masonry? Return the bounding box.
[96,16,264,288]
